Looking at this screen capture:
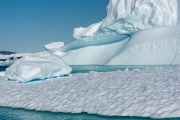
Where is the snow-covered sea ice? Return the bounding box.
[0,66,180,118]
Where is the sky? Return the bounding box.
[0,0,109,53]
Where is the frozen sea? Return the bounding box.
[0,65,180,120]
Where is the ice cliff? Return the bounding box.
[46,0,180,65]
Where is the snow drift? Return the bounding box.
[5,52,72,82]
[45,0,180,65]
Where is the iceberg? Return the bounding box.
[5,51,72,82]
[45,0,180,65]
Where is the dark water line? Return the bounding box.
[0,66,8,71]
[1,106,180,120]
[70,65,177,74]
[0,65,178,74]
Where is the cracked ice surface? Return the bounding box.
[0,67,180,118]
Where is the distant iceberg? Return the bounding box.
[0,53,31,66]
[46,0,180,65]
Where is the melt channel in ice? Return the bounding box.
[5,51,72,82]
[45,0,180,65]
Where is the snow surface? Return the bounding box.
[0,72,5,77]
[45,0,180,65]
[5,51,72,82]
[0,66,180,118]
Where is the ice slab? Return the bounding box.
[44,41,64,51]
[5,51,72,82]
[73,21,103,40]
[44,42,66,57]
[0,66,180,118]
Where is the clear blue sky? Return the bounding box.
[0,0,109,53]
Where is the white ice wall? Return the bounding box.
[62,24,180,65]
[62,38,129,65]
[107,25,180,65]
